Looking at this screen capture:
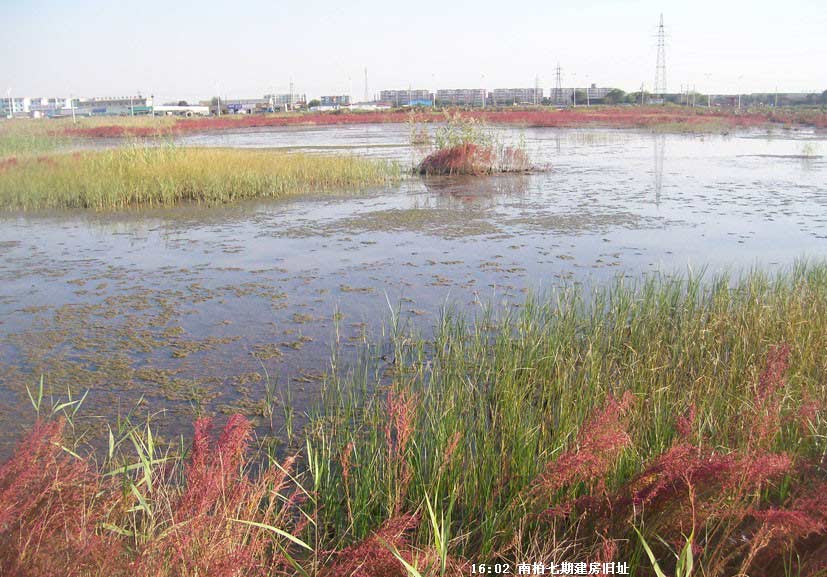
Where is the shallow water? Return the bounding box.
[1,125,826,453]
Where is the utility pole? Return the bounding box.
[654,13,667,100]
[364,67,369,103]
[71,93,76,123]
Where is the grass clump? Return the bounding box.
[0,144,401,210]
[415,112,532,175]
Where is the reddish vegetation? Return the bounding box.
[417,143,496,175]
[529,344,827,575]
[0,157,19,172]
[0,415,304,577]
[320,514,421,577]
[135,414,304,577]
[1,347,825,575]
[0,419,120,576]
[58,106,827,138]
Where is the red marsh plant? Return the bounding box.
[528,344,827,576]
[416,111,533,175]
[320,513,421,577]
[57,107,827,139]
[134,414,308,577]
[0,414,309,577]
[0,418,124,577]
[385,388,418,514]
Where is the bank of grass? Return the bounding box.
[2,265,827,575]
[0,144,402,210]
[48,106,827,138]
[0,118,63,158]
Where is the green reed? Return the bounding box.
[0,143,402,210]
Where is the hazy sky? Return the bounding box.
[2,0,825,102]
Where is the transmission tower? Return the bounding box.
[553,63,562,105]
[654,14,667,98]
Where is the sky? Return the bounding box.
[2,0,825,103]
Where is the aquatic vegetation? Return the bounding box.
[416,112,533,175]
[0,119,62,158]
[2,266,827,575]
[0,413,309,577]
[0,144,402,210]
[417,143,496,175]
[308,265,827,574]
[47,106,827,139]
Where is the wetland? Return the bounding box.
[1,124,825,453]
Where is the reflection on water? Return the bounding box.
[653,134,665,205]
[1,126,826,454]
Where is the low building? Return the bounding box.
[549,85,614,105]
[153,104,210,117]
[319,95,351,108]
[435,89,486,107]
[379,89,433,107]
[348,101,392,111]
[490,88,543,106]
[75,96,153,115]
[2,96,80,118]
[2,97,31,116]
[584,84,612,101]
[266,93,307,111]
[222,98,269,114]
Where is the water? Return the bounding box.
[1,125,825,453]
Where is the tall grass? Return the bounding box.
[0,119,63,158]
[0,144,402,210]
[1,265,826,575]
[308,264,827,574]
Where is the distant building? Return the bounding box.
[1,97,32,116]
[75,96,152,115]
[584,84,612,101]
[319,95,351,107]
[491,88,543,106]
[435,89,486,107]
[348,101,392,111]
[379,89,433,107]
[153,104,210,117]
[221,98,269,114]
[548,85,613,105]
[2,96,77,117]
[266,93,307,111]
